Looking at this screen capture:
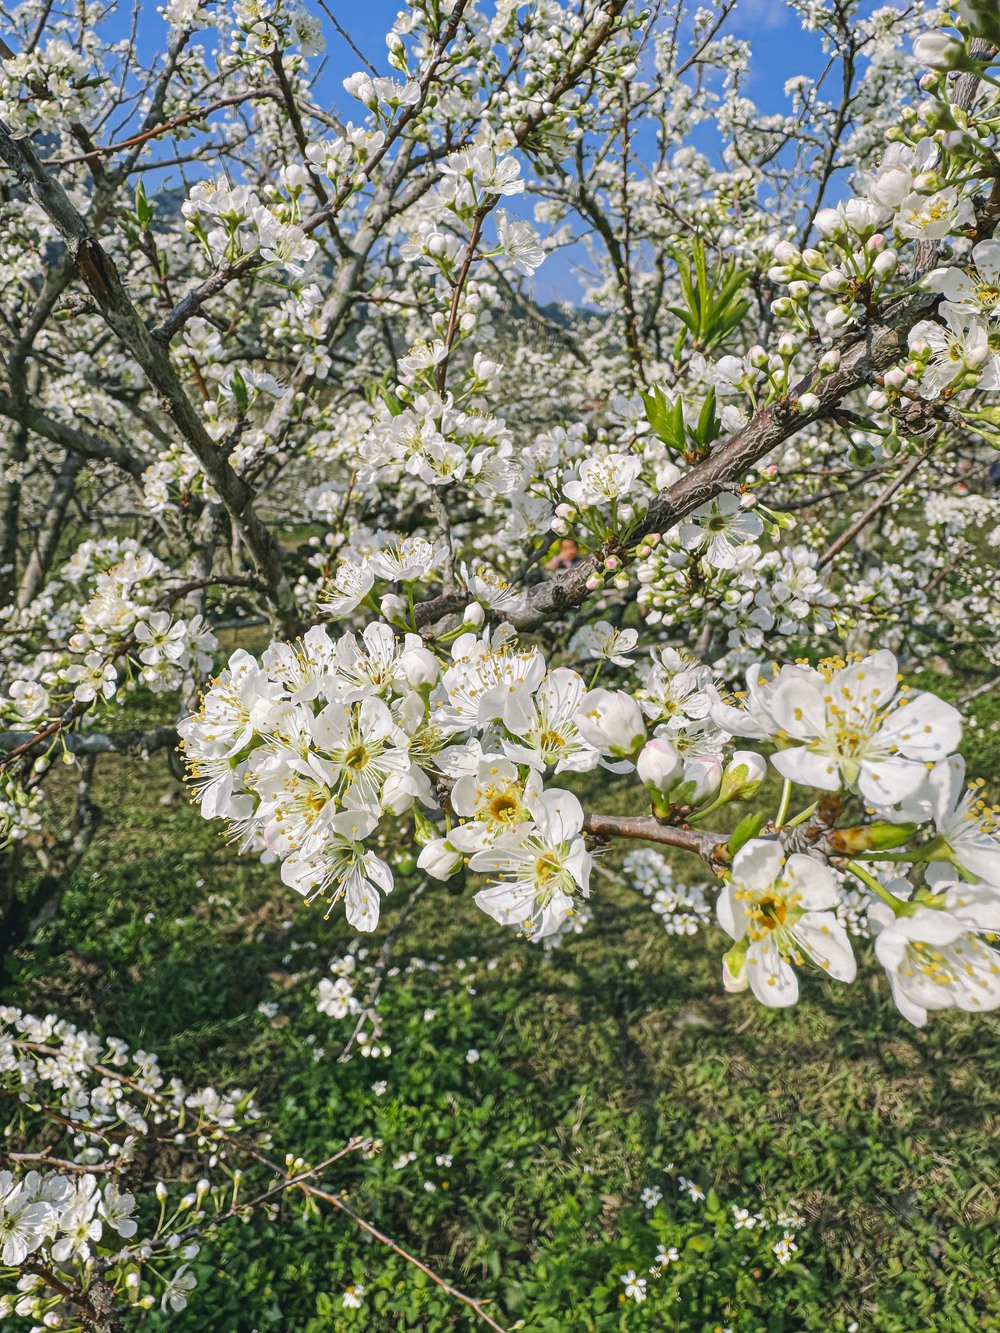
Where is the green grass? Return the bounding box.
[4,680,1000,1331]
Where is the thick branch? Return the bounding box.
[0,121,300,635]
[461,287,938,634]
[583,812,728,862]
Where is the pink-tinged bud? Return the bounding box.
[636,737,683,795]
[648,532,662,546]
[777,332,798,357]
[748,345,770,369]
[604,555,620,571]
[883,367,907,390]
[818,348,841,373]
[868,232,887,252]
[585,575,602,591]
[554,502,576,519]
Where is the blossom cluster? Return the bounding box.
[0,1005,270,1324]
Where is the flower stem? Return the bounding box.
[774,779,792,830]
[845,859,913,916]
[783,800,818,831]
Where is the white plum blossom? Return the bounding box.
[496,209,546,275]
[568,622,638,667]
[469,789,592,938]
[886,755,1000,885]
[679,493,764,569]
[563,453,642,507]
[718,839,856,1007]
[871,886,1000,1027]
[763,651,962,805]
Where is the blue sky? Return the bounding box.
[310,2,859,300]
[83,1,900,301]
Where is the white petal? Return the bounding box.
[771,746,841,791]
[747,937,799,1007]
[794,913,857,982]
[784,854,839,910]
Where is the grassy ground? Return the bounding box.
[4,673,1000,1331]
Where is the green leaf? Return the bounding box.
[728,811,765,857]
[134,181,154,231]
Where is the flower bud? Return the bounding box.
[574,689,646,759]
[826,821,918,854]
[966,344,990,369]
[636,737,683,795]
[912,32,966,71]
[722,941,749,993]
[399,646,440,689]
[819,269,848,293]
[818,347,841,373]
[872,249,898,279]
[720,750,766,802]
[797,392,820,412]
[463,601,486,628]
[678,754,723,806]
[747,344,769,369]
[777,332,799,357]
[814,207,846,238]
[380,593,405,621]
[417,837,464,880]
[772,240,800,264]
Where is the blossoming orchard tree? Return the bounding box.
[1,0,1000,1323]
